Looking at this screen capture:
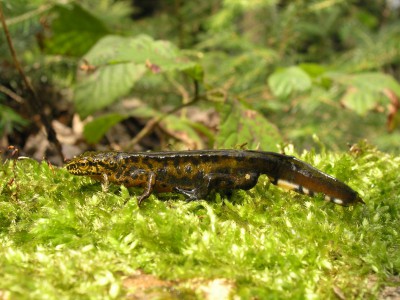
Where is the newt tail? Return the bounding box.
[65,150,364,206]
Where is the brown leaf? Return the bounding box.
[383,88,400,132]
[145,59,161,73]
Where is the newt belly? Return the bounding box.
[64,150,364,206]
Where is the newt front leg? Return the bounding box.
[122,169,156,206]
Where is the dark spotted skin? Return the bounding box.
[65,150,364,206]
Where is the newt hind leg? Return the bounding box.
[174,187,207,201]
[174,172,260,201]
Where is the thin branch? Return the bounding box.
[0,84,25,104]
[165,74,190,118]
[0,3,64,161]
[125,92,205,150]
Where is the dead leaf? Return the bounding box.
[145,59,161,73]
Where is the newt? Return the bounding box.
[65,150,364,206]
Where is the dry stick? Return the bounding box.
[125,97,203,150]
[125,80,203,150]
[0,4,64,161]
[0,84,25,104]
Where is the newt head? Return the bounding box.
[64,151,116,176]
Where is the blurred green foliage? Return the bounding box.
[1,0,400,151]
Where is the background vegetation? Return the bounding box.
[1,0,400,299]
[1,0,400,157]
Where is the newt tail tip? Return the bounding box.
[355,194,365,205]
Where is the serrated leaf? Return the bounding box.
[111,35,198,72]
[83,113,129,144]
[341,88,377,115]
[78,35,128,66]
[74,35,200,118]
[74,63,146,118]
[268,66,312,98]
[331,72,400,115]
[45,3,109,57]
[342,73,400,96]
[216,100,282,151]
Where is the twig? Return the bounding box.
[0,3,64,161]
[0,84,25,104]
[166,74,190,118]
[125,90,204,150]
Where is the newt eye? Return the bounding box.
[79,160,89,168]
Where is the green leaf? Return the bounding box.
[76,35,128,66]
[162,115,206,149]
[268,66,312,98]
[0,105,29,135]
[184,64,204,82]
[111,35,198,72]
[74,63,146,118]
[341,89,377,115]
[44,3,109,57]
[298,63,327,78]
[299,63,332,89]
[215,100,282,151]
[331,72,400,115]
[74,35,199,118]
[341,73,400,96]
[83,113,129,144]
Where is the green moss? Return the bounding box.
[0,144,399,299]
